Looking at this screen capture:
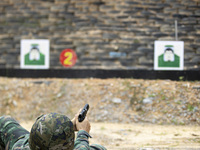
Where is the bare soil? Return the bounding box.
[21,121,200,149]
[0,77,200,149]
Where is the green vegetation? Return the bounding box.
[187,104,195,111]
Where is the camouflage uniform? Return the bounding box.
[0,113,106,150]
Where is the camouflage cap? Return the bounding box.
[29,113,74,150]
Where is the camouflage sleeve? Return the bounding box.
[0,116,29,150]
[73,130,91,150]
[73,130,107,150]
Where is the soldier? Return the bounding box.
[0,110,106,150]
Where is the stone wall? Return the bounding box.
[0,0,200,70]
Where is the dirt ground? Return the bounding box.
[21,121,200,149]
[0,77,200,149]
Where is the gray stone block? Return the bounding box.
[124,1,139,5]
[165,0,180,3]
[101,60,121,68]
[179,37,194,43]
[188,5,200,10]
[178,32,188,38]
[0,45,13,51]
[0,64,6,69]
[120,59,136,66]
[92,41,110,46]
[132,7,144,11]
[102,33,119,40]
[138,47,153,53]
[129,51,144,57]
[79,56,97,62]
[76,46,94,53]
[190,55,200,63]
[185,52,196,60]
[99,5,113,12]
[184,61,198,67]
[156,3,170,8]
[117,15,129,19]
[142,37,157,43]
[55,40,73,45]
[179,26,195,32]
[163,8,177,13]
[181,18,198,25]
[81,60,101,66]
[92,1,105,6]
[55,0,69,3]
[149,16,163,22]
[153,32,168,38]
[197,48,200,54]
[115,5,130,10]
[123,10,137,15]
[179,9,193,15]
[138,56,153,64]
[195,10,200,15]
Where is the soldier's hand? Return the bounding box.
[71,108,91,133]
[71,109,81,131]
[71,117,77,131]
[76,116,91,133]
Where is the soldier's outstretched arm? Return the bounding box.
[72,108,91,150]
[72,106,107,150]
[73,117,107,150]
[73,129,91,150]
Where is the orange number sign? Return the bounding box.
[60,49,77,67]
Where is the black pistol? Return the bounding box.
[78,104,89,122]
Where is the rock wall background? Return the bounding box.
[0,0,200,69]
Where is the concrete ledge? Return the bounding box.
[0,69,199,81]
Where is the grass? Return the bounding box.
[155,132,167,136]
[187,104,195,111]
[100,126,106,130]
[148,94,156,97]
[135,130,141,136]
[179,76,184,81]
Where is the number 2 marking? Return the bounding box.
[64,52,73,65]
